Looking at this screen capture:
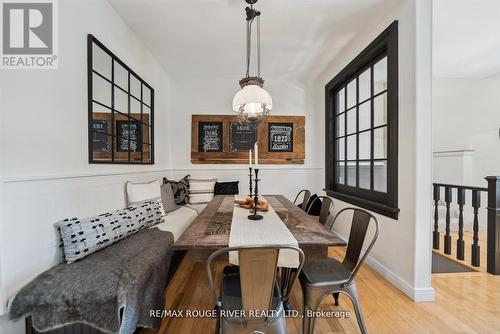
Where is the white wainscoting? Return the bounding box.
[0,169,171,315]
[168,167,324,201]
[0,166,323,318]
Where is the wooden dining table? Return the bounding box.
[173,194,346,310]
[173,194,346,260]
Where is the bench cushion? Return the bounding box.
[154,204,207,241]
[187,203,208,214]
[155,206,196,241]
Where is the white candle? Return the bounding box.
[249,149,252,168]
[254,142,259,168]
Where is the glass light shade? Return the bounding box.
[232,84,273,118]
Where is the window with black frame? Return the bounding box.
[325,22,399,219]
[88,34,154,164]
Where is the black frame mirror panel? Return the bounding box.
[324,21,399,219]
[87,34,155,164]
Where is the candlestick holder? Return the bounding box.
[248,167,253,197]
[248,168,263,221]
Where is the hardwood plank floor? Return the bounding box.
[142,245,500,334]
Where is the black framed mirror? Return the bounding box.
[87,34,155,164]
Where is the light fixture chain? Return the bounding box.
[257,15,261,78]
[246,20,251,77]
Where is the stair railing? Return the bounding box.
[432,176,500,274]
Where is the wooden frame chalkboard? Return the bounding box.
[198,122,223,152]
[116,120,142,152]
[229,121,257,152]
[268,122,293,152]
[191,115,305,164]
[92,120,111,152]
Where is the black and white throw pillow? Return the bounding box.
[163,175,190,205]
[56,200,164,264]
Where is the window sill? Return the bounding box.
[325,189,400,220]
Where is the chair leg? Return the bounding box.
[332,292,340,306]
[302,288,323,334]
[343,283,368,334]
[213,302,221,334]
[215,317,220,334]
[302,305,317,334]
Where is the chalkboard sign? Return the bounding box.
[116,120,142,152]
[199,122,223,152]
[229,122,257,152]
[92,120,111,152]
[268,123,293,152]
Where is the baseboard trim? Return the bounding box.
[364,256,435,302]
[413,287,436,302]
[331,231,435,302]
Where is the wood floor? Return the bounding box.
[142,244,500,334]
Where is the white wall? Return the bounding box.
[166,0,435,304]
[0,1,435,332]
[433,76,500,187]
[167,76,325,199]
[0,0,173,331]
[314,0,434,301]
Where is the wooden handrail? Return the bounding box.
[433,183,487,192]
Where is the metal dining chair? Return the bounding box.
[306,196,333,226]
[299,208,379,334]
[207,245,305,334]
[293,189,311,211]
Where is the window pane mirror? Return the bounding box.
[88,34,155,164]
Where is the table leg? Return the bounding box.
[281,267,296,311]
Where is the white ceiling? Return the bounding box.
[107,0,400,81]
[433,0,500,78]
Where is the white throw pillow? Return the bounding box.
[188,177,217,204]
[189,180,216,194]
[189,193,214,204]
[126,179,166,216]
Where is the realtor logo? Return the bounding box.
[1,0,58,69]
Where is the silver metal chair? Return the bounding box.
[207,245,305,334]
[299,208,379,334]
[306,196,333,226]
[293,189,311,211]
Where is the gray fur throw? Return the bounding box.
[9,228,174,334]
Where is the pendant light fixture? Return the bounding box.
[232,0,272,124]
